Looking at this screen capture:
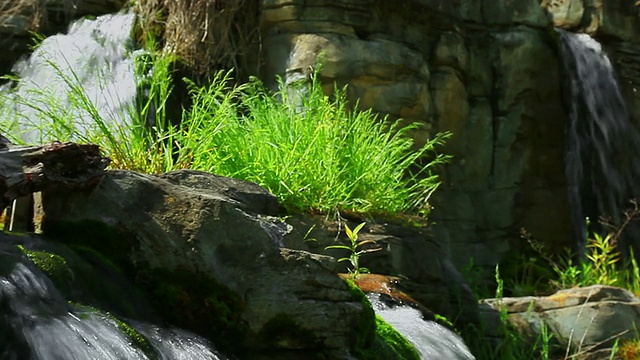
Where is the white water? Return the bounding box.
[368,294,475,360]
[558,30,640,255]
[0,244,227,360]
[3,12,142,144]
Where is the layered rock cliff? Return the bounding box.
[260,0,640,269]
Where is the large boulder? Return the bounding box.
[40,170,375,359]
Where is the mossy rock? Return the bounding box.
[17,244,73,293]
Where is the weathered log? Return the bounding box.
[0,142,110,211]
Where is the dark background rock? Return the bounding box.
[258,0,640,275]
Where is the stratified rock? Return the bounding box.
[482,285,640,358]
[260,0,574,274]
[41,169,373,359]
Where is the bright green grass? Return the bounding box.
[0,45,450,216]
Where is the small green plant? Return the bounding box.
[529,212,640,292]
[325,222,379,279]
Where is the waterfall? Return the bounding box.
[558,30,640,255]
[1,12,144,144]
[0,238,227,360]
[367,294,476,360]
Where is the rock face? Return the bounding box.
[284,214,479,326]
[260,0,640,271]
[481,285,640,359]
[41,170,375,359]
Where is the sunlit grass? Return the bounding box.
[0,45,450,217]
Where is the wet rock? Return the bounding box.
[41,169,373,358]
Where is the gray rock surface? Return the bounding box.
[41,169,372,358]
[482,285,640,359]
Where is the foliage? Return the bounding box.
[528,205,640,295]
[176,70,451,215]
[0,41,450,217]
[325,222,379,279]
[464,266,557,360]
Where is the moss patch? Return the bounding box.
[17,244,72,292]
[344,279,420,360]
[343,279,377,351]
[375,316,421,360]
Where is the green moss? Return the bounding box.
[17,244,72,291]
[113,316,153,355]
[375,316,421,360]
[343,279,420,360]
[343,279,376,351]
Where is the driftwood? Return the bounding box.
[0,141,110,211]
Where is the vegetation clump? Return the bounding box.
[0,44,450,218]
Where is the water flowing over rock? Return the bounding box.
[4,12,140,144]
[368,294,475,360]
[558,30,640,254]
[0,236,227,360]
[0,0,126,77]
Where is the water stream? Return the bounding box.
[0,237,227,360]
[558,30,640,255]
[2,12,142,144]
[367,294,475,360]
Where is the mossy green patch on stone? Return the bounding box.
[72,302,155,357]
[343,278,420,360]
[17,244,73,291]
[343,279,376,351]
[374,316,420,360]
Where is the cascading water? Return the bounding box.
[558,30,640,255]
[1,12,144,144]
[367,294,475,360]
[0,237,227,360]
